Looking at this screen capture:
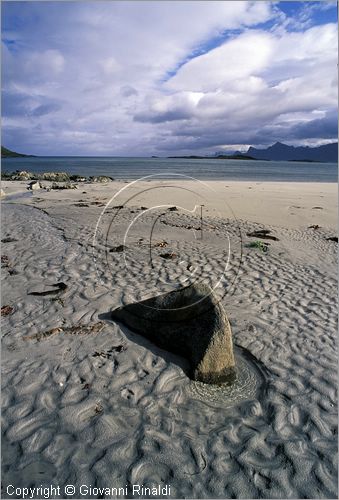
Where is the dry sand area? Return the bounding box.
[1,179,338,499]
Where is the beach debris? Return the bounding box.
[74,202,89,207]
[312,206,323,210]
[245,240,270,253]
[94,402,104,415]
[154,240,168,248]
[111,344,126,353]
[246,230,279,241]
[24,327,63,341]
[1,305,14,317]
[0,189,6,197]
[308,224,320,230]
[161,220,201,231]
[160,252,177,259]
[93,344,126,359]
[1,255,10,267]
[111,283,236,384]
[82,383,91,390]
[28,180,41,190]
[326,236,338,242]
[110,244,125,253]
[23,321,105,342]
[168,206,178,211]
[140,206,148,210]
[93,351,110,359]
[28,282,67,296]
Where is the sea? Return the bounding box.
[2,156,337,182]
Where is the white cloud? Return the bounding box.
[1,1,337,155]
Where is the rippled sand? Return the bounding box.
[1,179,337,499]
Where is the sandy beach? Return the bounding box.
[1,178,337,499]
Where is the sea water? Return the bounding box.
[2,156,337,182]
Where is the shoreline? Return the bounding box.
[1,179,337,230]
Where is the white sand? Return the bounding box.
[1,179,337,499]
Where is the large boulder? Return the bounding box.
[12,170,33,181]
[111,283,236,384]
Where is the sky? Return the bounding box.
[1,1,338,156]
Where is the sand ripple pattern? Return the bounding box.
[1,201,337,499]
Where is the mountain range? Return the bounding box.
[2,142,338,162]
[242,141,338,163]
[1,146,34,158]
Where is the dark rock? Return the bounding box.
[111,283,236,384]
[326,236,338,242]
[110,245,125,253]
[160,252,177,259]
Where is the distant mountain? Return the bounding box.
[246,142,338,163]
[1,146,35,158]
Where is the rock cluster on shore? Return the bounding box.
[1,171,113,183]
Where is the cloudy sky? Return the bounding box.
[2,1,338,156]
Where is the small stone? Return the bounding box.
[89,176,113,183]
[28,180,41,190]
[160,252,177,259]
[109,245,125,252]
[1,305,14,317]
